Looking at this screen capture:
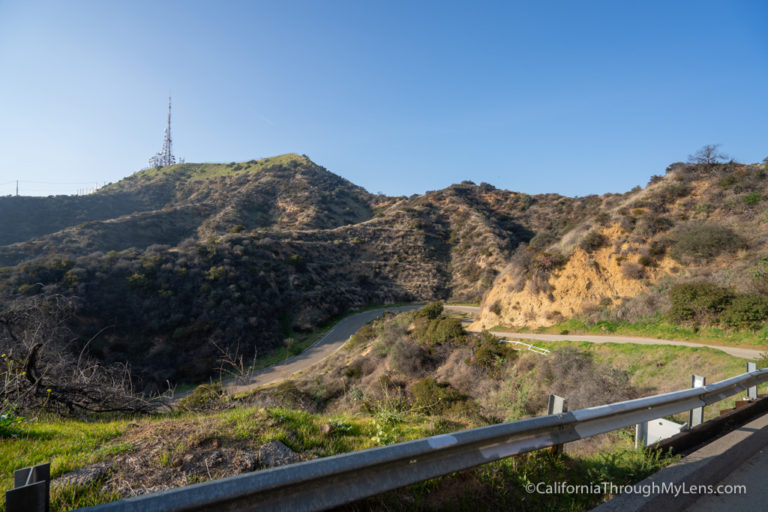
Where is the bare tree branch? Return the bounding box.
[1,295,157,416]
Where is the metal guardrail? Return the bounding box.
[74,367,768,512]
[501,339,550,354]
[6,463,50,512]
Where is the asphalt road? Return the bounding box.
[447,305,764,360]
[224,305,419,395]
[487,330,765,359]
[176,303,762,401]
[685,443,768,512]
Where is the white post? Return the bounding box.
[548,394,567,454]
[747,362,758,400]
[635,422,648,449]
[689,375,706,428]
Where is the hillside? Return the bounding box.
[0,155,383,265]
[5,305,755,511]
[475,160,768,331]
[3,154,767,392]
[0,154,599,390]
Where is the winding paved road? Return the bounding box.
[224,305,419,395]
[447,305,765,360]
[178,304,763,400]
[487,330,764,359]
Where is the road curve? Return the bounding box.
[176,304,762,402]
[445,305,765,360]
[487,331,764,360]
[225,305,419,395]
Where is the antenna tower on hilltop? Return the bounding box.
[149,96,177,168]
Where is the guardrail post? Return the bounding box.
[6,462,50,512]
[689,375,706,428]
[547,394,567,455]
[635,421,648,449]
[747,362,758,400]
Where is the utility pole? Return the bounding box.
[15,180,18,196]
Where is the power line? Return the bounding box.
[2,180,105,197]
[2,180,104,185]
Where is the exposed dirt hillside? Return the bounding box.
[476,160,768,329]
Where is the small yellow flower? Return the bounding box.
[21,371,26,375]
[1,354,5,357]
[46,389,51,393]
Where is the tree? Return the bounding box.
[0,295,156,416]
[688,144,728,165]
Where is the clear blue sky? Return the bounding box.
[1,0,766,197]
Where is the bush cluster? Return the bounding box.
[410,378,466,415]
[389,339,430,377]
[620,262,645,280]
[539,348,636,409]
[470,331,517,373]
[720,294,768,329]
[668,223,746,263]
[418,301,444,320]
[668,282,768,329]
[411,306,466,346]
[177,382,225,411]
[422,317,464,345]
[579,230,607,253]
[347,323,377,350]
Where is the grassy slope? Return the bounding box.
[1,339,754,511]
[103,154,309,189]
[1,405,672,512]
[0,406,436,511]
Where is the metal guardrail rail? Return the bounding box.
[501,339,550,354]
[73,367,768,512]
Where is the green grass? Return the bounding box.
[0,404,440,510]
[102,154,309,190]
[2,335,760,510]
[0,404,678,512]
[0,415,132,511]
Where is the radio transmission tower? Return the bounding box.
[149,96,176,168]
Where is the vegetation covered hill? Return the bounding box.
[2,152,767,393]
[0,154,599,390]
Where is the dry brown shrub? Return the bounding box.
[538,348,637,409]
[621,262,645,280]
